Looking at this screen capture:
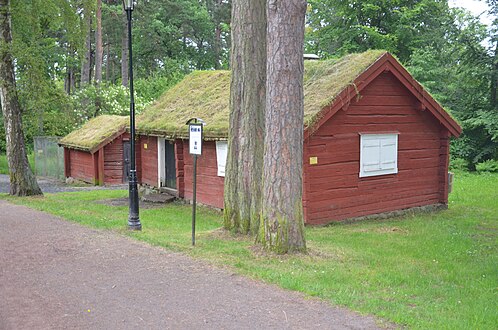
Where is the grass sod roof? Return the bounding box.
[137,50,387,139]
[137,70,231,139]
[59,115,128,153]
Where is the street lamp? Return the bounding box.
[123,0,141,230]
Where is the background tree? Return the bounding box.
[223,0,266,235]
[259,0,307,253]
[81,0,94,86]
[206,0,231,69]
[305,0,498,168]
[306,0,453,62]
[407,7,497,167]
[0,0,42,196]
[484,0,497,109]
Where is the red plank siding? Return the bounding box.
[140,136,158,186]
[182,140,224,209]
[67,149,94,183]
[103,134,125,184]
[175,140,185,198]
[303,71,448,224]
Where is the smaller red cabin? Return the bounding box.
[59,115,131,185]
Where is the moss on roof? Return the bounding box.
[137,70,231,139]
[59,115,128,152]
[303,49,387,127]
[137,50,387,139]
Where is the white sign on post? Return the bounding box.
[189,124,203,155]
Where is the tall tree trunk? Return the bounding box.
[94,0,103,85]
[81,11,92,85]
[212,0,223,70]
[259,0,307,253]
[64,63,73,94]
[214,23,222,70]
[121,10,128,87]
[0,0,42,196]
[93,0,103,117]
[491,41,497,109]
[223,0,266,235]
[105,39,110,82]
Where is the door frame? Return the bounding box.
[157,138,177,190]
[157,137,166,187]
[123,140,130,183]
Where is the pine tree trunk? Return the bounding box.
[213,0,223,70]
[105,39,110,82]
[81,11,92,85]
[259,0,307,253]
[223,0,266,235]
[94,0,103,85]
[491,42,497,109]
[214,24,222,70]
[121,11,128,87]
[0,0,42,196]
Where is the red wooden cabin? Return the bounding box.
[134,50,461,224]
[64,51,461,225]
[301,52,461,224]
[59,115,133,185]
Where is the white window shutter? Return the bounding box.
[380,136,397,171]
[360,134,398,177]
[362,139,381,173]
[216,141,228,177]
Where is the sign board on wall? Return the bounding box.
[189,124,203,155]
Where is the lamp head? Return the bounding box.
[122,0,134,11]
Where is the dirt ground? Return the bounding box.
[0,174,127,194]
[0,200,392,329]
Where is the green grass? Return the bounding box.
[0,153,35,174]
[2,172,497,329]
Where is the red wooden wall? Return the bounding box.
[139,136,158,186]
[175,140,185,197]
[64,133,130,185]
[65,149,95,184]
[103,134,127,184]
[303,72,449,224]
[182,140,224,209]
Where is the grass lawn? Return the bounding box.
[2,171,497,329]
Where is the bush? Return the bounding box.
[475,159,498,173]
[449,158,469,171]
[69,75,182,125]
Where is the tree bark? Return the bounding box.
[214,22,222,70]
[259,0,307,253]
[94,0,103,85]
[491,41,497,109]
[0,0,42,196]
[209,0,223,70]
[223,0,266,235]
[81,9,92,86]
[121,10,128,87]
[105,38,110,82]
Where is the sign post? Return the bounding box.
[186,118,205,246]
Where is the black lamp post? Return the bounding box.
[123,0,141,230]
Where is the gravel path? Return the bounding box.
[0,174,126,194]
[0,201,391,329]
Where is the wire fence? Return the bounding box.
[34,136,64,180]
